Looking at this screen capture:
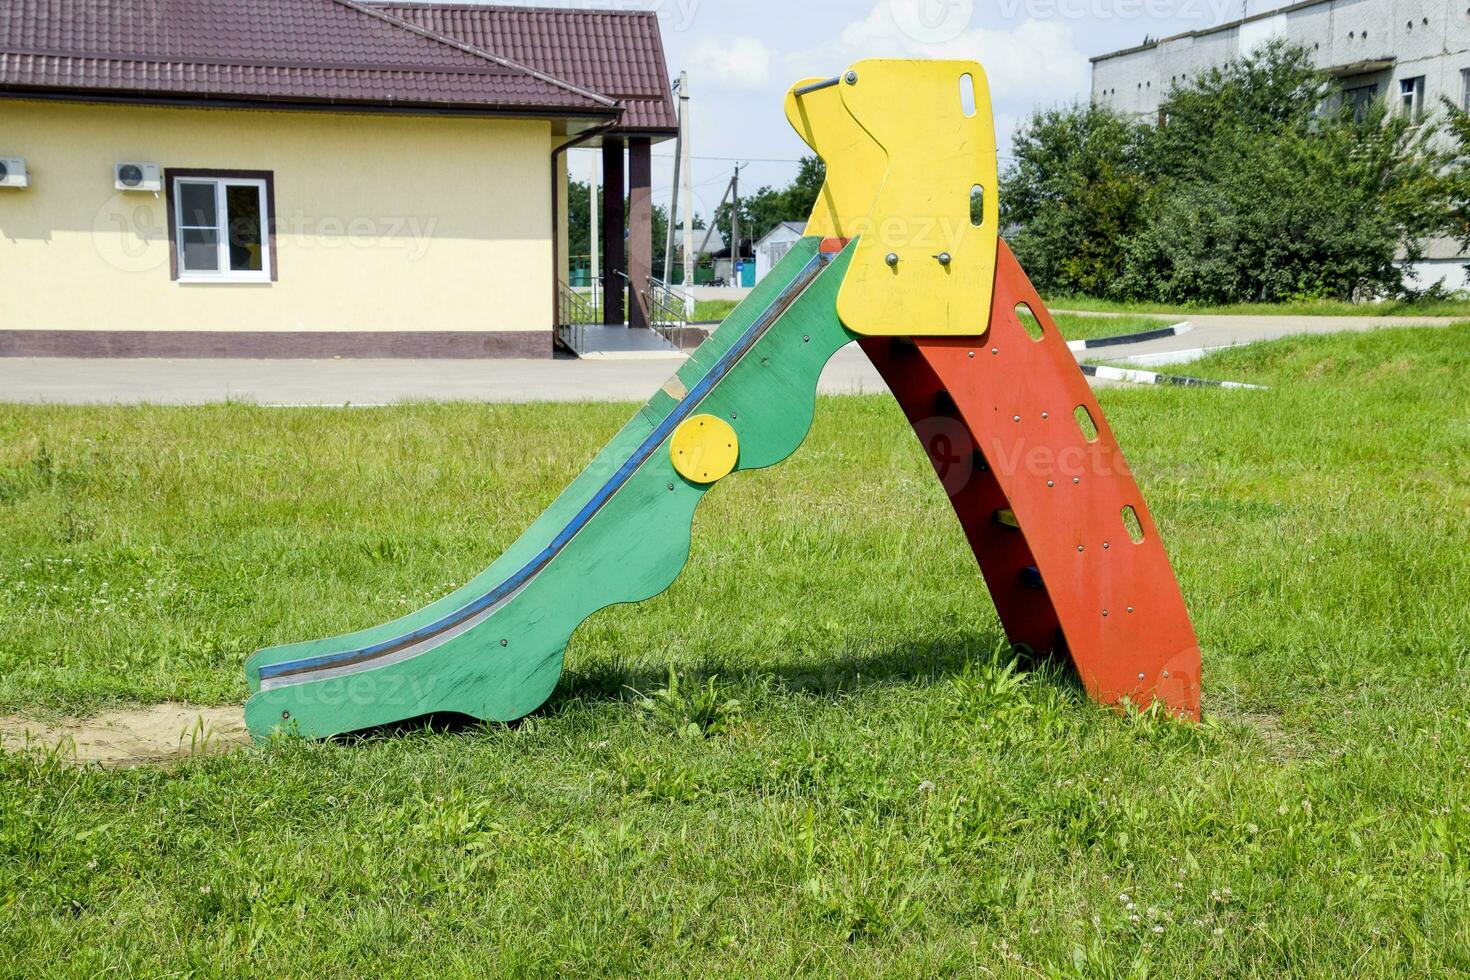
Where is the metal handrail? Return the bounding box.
[561,272,691,355]
[556,279,597,354]
[644,275,692,350]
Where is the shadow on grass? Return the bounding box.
[547,630,1077,711]
[320,711,494,746]
[311,633,1082,746]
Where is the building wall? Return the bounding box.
[1094,0,1470,122]
[0,99,558,355]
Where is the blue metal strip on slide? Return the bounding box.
[259,249,833,683]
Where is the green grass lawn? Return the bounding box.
[1046,294,1470,319]
[2,326,1468,975]
[693,298,739,322]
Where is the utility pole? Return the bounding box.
[731,162,741,287]
[678,72,695,316]
[703,168,740,286]
[663,71,685,287]
[588,153,599,308]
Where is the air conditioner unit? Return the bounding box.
[114,162,162,192]
[0,158,29,189]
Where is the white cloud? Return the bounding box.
[687,35,774,91]
[791,2,1089,104]
[931,20,1089,102]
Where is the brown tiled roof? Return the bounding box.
[0,0,676,132]
[379,4,677,133]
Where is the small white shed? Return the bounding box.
[754,221,807,283]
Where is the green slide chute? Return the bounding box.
[245,239,855,740]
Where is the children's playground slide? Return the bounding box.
[245,61,1201,741]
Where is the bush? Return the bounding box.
[1001,102,1150,297]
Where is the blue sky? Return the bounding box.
[495,0,1265,221]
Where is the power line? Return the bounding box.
[652,153,806,164]
[651,151,1019,163]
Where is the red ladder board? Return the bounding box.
[860,240,1201,717]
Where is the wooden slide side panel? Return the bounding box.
[861,240,1201,717]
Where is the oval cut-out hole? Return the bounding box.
[1074,405,1098,442]
[1016,302,1043,341]
[959,73,977,117]
[1121,505,1145,543]
[970,184,984,227]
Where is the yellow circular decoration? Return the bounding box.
[670,414,739,484]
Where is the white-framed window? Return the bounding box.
[1400,75,1425,120]
[169,172,273,283]
[1461,68,1470,110]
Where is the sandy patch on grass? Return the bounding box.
[1214,707,1316,761]
[0,703,250,767]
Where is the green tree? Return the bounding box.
[1142,41,1328,184]
[1438,100,1470,274]
[1000,102,1151,297]
[785,155,826,225]
[1123,103,1447,302]
[1121,42,1450,302]
[568,177,594,266]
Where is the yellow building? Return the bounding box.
[0,0,676,357]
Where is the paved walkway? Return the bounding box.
[567,324,684,361]
[1055,310,1460,366]
[0,313,1456,405]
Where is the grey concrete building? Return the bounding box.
[1091,0,1470,290]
